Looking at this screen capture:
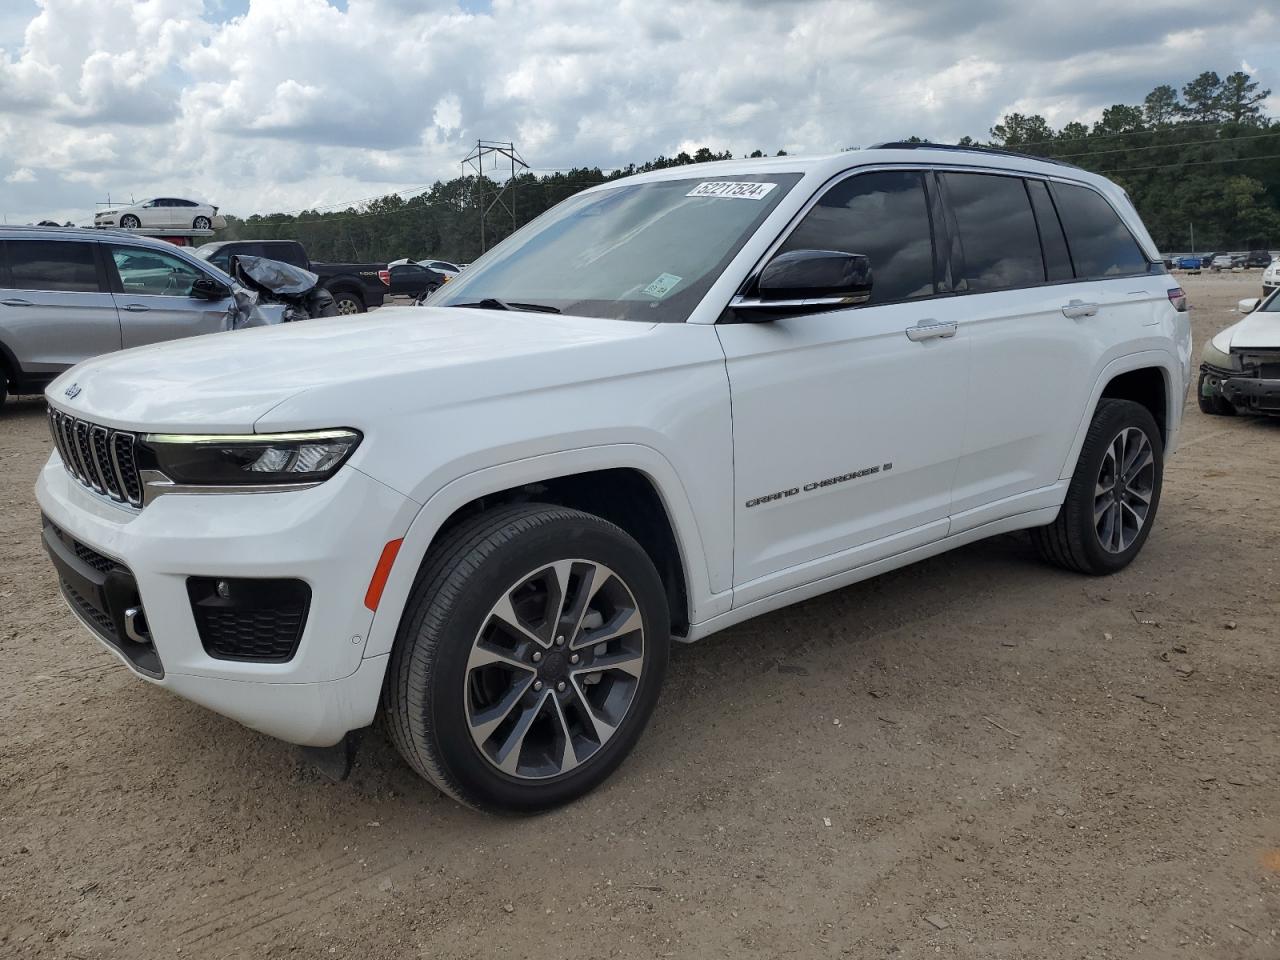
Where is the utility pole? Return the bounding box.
[461,140,529,253]
[1189,222,1195,255]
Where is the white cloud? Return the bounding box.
[5,167,36,183]
[0,0,1275,222]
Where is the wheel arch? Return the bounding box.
[1059,350,1180,482]
[362,444,715,661]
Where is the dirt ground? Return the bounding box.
[1,272,1277,960]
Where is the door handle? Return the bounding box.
[904,319,957,342]
[1062,299,1099,320]
[120,303,150,313]
[0,298,33,307]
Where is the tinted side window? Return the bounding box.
[6,240,100,293]
[779,170,935,304]
[941,173,1044,291]
[1049,182,1149,278]
[263,243,307,268]
[109,245,204,297]
[1026,180,1073,281]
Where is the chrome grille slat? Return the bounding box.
[47,407,142,509]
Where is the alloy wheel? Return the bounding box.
[336,298,360,315]
[194,216,211,230]
[1094,426,1155,553]
[464,560,645,780]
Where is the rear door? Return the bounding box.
[106,243,234,349]
[0,238,121,375]
[944,172,1156,530]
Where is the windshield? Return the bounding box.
[432,173,801,322]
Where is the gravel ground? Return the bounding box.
[1,272,1277,959]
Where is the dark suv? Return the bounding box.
[1246,250,1273,268]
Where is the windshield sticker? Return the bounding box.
[642,273,683,299]
[687,181,778,201]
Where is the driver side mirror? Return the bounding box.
[1238,297,1261,314]
[731,250,873,316]
[191,276,231,300]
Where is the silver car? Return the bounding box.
[0,226,237,408]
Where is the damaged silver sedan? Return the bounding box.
[1199,291,1280,417]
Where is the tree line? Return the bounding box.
[218,70,1277,263]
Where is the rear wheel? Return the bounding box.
[332,291,364,314]
[1033,399,1164,575]
[0,362,8,409]
[385,504,670,813]
[193,216,211,230]
[1197,371,1236,416]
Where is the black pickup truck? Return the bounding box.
[193,239,388,313]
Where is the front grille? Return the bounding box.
[48,407,142,507]
[187,577,311,663]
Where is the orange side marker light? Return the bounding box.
[364,539,404,612]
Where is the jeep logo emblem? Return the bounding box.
[64,383,81,399]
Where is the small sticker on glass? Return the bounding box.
[686,181,778,201]
[642,272,682,299]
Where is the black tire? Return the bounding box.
[332,291,364,314]
[1196,371,1236,416]
[385,503,670,814]
[1032,399,1164,575]
[120,215,140,229]
[0,363,8,410]
[193,216,211,230]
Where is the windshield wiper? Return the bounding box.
[451,298,561,314]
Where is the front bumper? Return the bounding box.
[36,456,419,745]
[1220,375,1280,414]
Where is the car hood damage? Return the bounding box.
[47,307,658,433]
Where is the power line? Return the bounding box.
[1047,129,1280,160]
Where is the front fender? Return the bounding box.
[359,442,728,660]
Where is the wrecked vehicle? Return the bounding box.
[1199,291,1280,416]
[228,255,339,324]
[0,228,336,408]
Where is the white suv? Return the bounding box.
[38,146,1192,812]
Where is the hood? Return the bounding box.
[47,307,657,432]
[1213,308,1280,353]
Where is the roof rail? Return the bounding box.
[868,141,1081,170]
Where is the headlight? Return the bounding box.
[137,429,361,487]
[1201,339,1239,371]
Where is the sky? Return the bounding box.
[0,0,1276,224]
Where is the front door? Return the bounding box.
[106,244,234,349]
[716,169,970,605]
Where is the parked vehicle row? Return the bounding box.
[38,145,1191,812]
[193,239,388,313]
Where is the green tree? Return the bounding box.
[1143,84,1181,126]
[1221,71,1271,125]
[1180,71,1225,122]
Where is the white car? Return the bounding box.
[39,146,1191,812]
[389,257,462,278]
[1198,291,1280,416]
[95,198,224,231]
[1262,259,1279,296]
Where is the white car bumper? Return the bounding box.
[35,456,419,746]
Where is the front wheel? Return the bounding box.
[384,504,670,813]
[1197,371,1236,416]
[1032,399,1164,575]
[120,214,140,229]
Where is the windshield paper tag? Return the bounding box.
[687,181,778,201]
[643,273,682,299]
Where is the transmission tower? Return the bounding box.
[462,139,529,253]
